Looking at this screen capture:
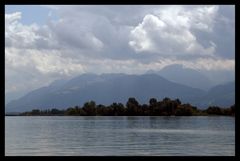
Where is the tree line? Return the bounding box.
[18,97,235,116]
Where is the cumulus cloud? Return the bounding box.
[185,5,219,32]
[5,11,104,52]
[5,11,21,24]
[129,6,218,56]
[48,18,104,51]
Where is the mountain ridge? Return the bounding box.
[6,73,235,112]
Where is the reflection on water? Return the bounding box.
[5,116,235,156]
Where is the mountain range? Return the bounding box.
[146,64,234,91]
[146,64,214,90]
[6,72,235,112]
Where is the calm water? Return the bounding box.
[5,116,235,156]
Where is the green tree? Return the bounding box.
[83,101,96,116]
[206,106,222,115]
[65,107,78,115]
[31,109,40,115]
[110,103,125,116]
[175,104,193,116]
[51,108,63,115]
[126,97,139,116]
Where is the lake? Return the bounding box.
[5,116,235,156]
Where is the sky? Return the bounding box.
[5,5,235,102]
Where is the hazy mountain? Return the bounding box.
[147,64,214,90]
[196,81,235,108]
[5,91,26,105]
[5,78,69,105]
[6,73,235,112]
[6,73,206,112]
[200,70,235,86]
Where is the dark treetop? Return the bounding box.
[13,97,235,116]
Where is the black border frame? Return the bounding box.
[1,0,239,160]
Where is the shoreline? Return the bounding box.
[6,97,235,117]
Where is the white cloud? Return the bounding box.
[185,57,235,71]
[6,48,86,76]
[48,18,104,51]
[189,5,219,32]
[5,11,21,24]
[30,51,86,75]
[5,11,104,52]
[129,6,218,55]
[5,12,58,50]
[75,56,235,75]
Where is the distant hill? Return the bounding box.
[6,73,204,112]
[147,64,214,90]
[202,70,235,86]
[5,91,25,105]
[6,73,235,112]
[196,81,235,108]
